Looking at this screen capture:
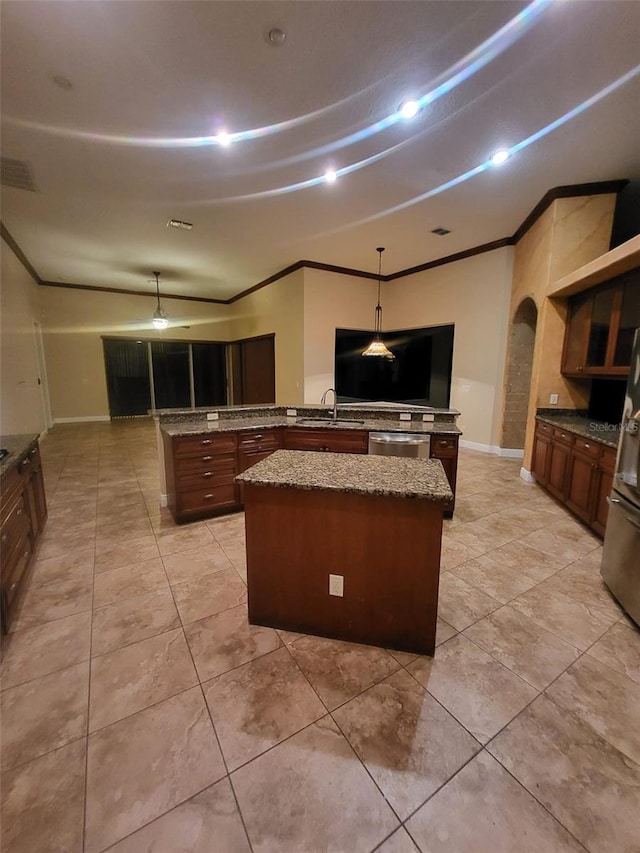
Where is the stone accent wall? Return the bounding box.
[502,299,536,449]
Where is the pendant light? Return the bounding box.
[151,271,169,329]
[362,247,394,359]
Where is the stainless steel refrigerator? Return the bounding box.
[601,328,640,626]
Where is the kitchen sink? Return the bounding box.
[296,418,365,426]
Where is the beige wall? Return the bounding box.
[227,269,305,405]
[40,286,231,420]
[0,239,47,435]
[303,269,378,404]
[383,248,514,448]
[508,193,617,470]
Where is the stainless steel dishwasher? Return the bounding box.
[368,432,431,458]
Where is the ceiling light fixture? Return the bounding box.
[399,99,420,119]
[491,149,510,165]
[362,248,394,359]
[216,131,232,147]
[151,271,169,329]
[324,169,337,183]
[267,27,286,46]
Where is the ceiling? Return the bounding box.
[1,0,639,301]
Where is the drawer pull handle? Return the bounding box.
[16,508,22,516]
[202,456,213,461]
[200,440,212,445]
[30,448,37,456]
[202,472,213,478]
[10,581,17,591]
[1,534,7,543]
[204,493,214,500]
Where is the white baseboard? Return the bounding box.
[499,448,525,459]
[53,416,111,424]
[159,493,168,508]
[520,467,536,483]
[459,440,524,458]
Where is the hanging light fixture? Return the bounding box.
[362,247,394,359]
[151,271,169,329]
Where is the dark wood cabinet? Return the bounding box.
[531,420,552,485]
[592,445,617,537]
[547,428,572,501]
[237,429,283,502]
[562,272,639,377]
[284,428,368,454]
[1,439,47,632]
[429,435,459,516]
[533,418,616,536]
[165,431,240,523]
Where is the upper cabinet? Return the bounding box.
[561,271,639,377]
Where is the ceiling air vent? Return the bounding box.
[431,227,451,236]
[1,157,37,192]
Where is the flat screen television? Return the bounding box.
[335,324,454,407]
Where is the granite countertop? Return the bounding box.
[161,415,461,438]
[536,413,620,449]
[154,403,460,418]
[0,434,39,476]
[236,449,454,502]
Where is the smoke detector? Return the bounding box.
[431,227,451,236]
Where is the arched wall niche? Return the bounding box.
[501,296,538,450]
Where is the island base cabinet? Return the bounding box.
[243,483,444,655]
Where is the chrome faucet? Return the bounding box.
[321,387,338,420]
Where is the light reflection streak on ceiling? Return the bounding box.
[4,0,553,154]
[320,64,640,233]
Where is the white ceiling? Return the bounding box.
[1,0,639,301]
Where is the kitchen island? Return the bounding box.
[237,449,453,655]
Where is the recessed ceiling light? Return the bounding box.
[267,27,286,46]
[324,169,337,184]
[491,149,510,165]
[431,227,451,236]
[166,219,193,230]
[399,99,420,120]
[216,131,232,147]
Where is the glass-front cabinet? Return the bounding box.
[562,270,639,377]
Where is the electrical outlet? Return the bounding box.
[206,412,219,421]
[422,413,435,422]
[399,412,411,421]
[329,574,344,597]
[549,394,559,405]
[286,408,297,417]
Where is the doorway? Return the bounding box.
[230,335,276,404]
[502,298,538,450]
[32,321,52,430]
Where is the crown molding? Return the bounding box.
[1,179,629,304]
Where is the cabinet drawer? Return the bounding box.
[552,427,574,446]
[174,433,237,458]
[175,451,237,475]
[0,467,23,522]
[177,462,237,491]
[430,436,458,456]
[2,527,32,610]
[177,483,238,513]
[536,420,554,437]
[1,491,30,549]
[238,429,281,451]
[573,437,600,459]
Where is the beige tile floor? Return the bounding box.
[1,419,639,852]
